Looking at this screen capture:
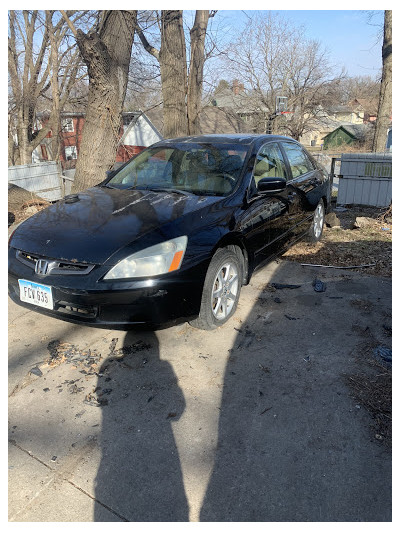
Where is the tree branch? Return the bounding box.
[60,10,78,38]
[135,21,160,61]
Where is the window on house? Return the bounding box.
[62,118,74,132]
[65,145,77,160]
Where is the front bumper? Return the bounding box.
[8,248,208,329]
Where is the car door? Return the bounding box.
[279,141,325,240]
[240,142,293,259]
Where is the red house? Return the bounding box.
[34,111,163,168]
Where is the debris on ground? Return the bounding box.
[373,346,392,369]
[29,366,43,377]
[354,217,374,229]
[283,206,391,277]
[271,282,302,290]
[108,338,118,355]
[84,391,109,407]
[344,351,392,448]
[46,341,102,373]
[301,262,376,270]
[8,184,50,225]
[258,364,270,374]
[235,326,256,350]
[312,278,326,292]
[68,383,85,394]
[325,212,341,227]
[110,341,152,359]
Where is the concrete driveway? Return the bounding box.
[8,259,392,522]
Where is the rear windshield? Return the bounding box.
[106,143,248,196]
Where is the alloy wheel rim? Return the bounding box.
[313,204,324,238]
[211,262,239,320]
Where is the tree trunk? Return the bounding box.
[187,11,210,135]
[373,10,392,152]
[72,10,137,192]
[159,10,188,139]
[46,11,61,163]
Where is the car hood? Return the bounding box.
[11,186,222,264]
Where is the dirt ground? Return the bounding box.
[9,259,392,521]
[283,204,392,447]
[283,204,392,278]
[9,202,392,451]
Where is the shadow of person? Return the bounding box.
[94,330,188,521]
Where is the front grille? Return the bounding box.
[16,250,95,276]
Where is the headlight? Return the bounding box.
[104,236,188,280]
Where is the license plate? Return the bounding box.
[18,279,53,310]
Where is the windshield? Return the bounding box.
[105,143,248,196]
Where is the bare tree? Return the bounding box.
[337,75,381,104]
[373,10,392,152]
[8,10,87,166]
[61,10,137,191]
[44,10,86,162]
[222,12,342,139]
[8,10,50,165]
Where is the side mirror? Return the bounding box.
[257,177,286,193]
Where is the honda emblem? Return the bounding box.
[35,259,49,276]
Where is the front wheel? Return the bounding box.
[190,247,243,330]
[308,199,325,242]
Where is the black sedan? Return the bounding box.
[8,134,331,330]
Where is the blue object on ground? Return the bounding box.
[373,346,392,368]
[312,278,326,292]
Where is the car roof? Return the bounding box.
[155,134,294,146]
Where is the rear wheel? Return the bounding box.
[308,199,325,242]
[190,247,243,330]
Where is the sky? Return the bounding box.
[211,9,384,78]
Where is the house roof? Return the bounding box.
[146,105,251,135]
[209,88,269,114]
[322,123,373,141]
[326,105,354,114]
[350,98,379,115]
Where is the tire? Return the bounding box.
[190,247,243,330]
[308,199,325,242]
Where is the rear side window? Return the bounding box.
[253,142,287,185]
[281,142,314,179]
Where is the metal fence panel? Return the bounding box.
[62,169,76,196]
[8,162,63,201]
[337,153,392,207]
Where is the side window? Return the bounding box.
[281,142,314,179]
[253,143,287,186]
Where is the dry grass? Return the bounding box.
[283,206,392,277]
